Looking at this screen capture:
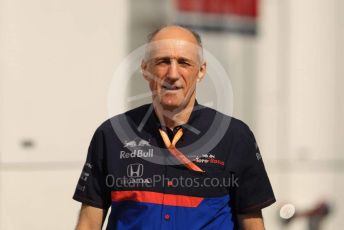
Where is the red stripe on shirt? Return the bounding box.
[111,190,203,208]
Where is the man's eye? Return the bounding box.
[179,61,191,66]
[156,59,170,65]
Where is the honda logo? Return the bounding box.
[127,163,144,177]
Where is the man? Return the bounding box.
[73,25,275,229]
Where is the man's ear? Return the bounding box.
[141,60,149,81]
[198,62,207,81]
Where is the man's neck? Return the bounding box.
[153,96,196,130]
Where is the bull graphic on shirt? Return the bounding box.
[123,139,151,148]
[138,139,150,147]
[124,140,137,148]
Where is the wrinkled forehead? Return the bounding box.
[144,39,203,62]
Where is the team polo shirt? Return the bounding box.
[73,102,276,229]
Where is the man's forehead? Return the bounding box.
[150,26,200,45]
[144,39,202,60]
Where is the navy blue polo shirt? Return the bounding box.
[73,102,275,229]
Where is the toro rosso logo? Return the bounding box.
[194,153,225,166]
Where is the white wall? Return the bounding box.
[0,0,128,229]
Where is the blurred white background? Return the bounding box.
[0,0,343,229]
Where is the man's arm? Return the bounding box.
[75,204,108,230]
[238,211,265,230]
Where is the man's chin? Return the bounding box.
[153,94,194,112]
[160,102,182,111]
[159,99,185,111]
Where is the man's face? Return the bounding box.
[142,39,206,110]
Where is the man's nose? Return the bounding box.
[166,60,179,80]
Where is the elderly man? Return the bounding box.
[73,25,275,229]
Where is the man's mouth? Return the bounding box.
[162,85,182,91]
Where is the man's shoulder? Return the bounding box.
[225,115,256,144]
[228,116,252,136]
[199,105,251,132]
[199,105,254,140]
